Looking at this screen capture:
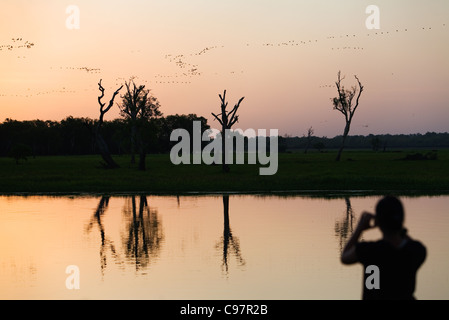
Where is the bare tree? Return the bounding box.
[332,71,364,161]
[211,90,245,173]
[304,126,314,154]
[96,79,123,169]
[119,78,162,170]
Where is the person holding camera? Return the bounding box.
[341,195,427,300]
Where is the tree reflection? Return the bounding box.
[86,195,164,275]
[215,195,245,275]
[121,195,164,271]
[85,196,122,276]
[334,197,354,253]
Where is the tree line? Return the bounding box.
[2,116,446,158]
[280,132,449,152]
[0,114,209,158]
[2,73,447,170]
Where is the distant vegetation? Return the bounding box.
[0,115,210,158]
[0,116,448,159]
[279,132,449,152]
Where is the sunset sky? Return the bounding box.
[0,0,448,137]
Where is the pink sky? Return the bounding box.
[0,0,448,137]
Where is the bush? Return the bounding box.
[8,143,32,164]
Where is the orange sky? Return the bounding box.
[0,0,448,137]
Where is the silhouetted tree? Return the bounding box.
[157,114,210,153]
[313,142,325,152]
[371,135,381,152]
[304,126,314,154]
[9,143,32,164]
[60,116,94,155]
[119,78,162,170]
[332,71,364,161]
[211,90,245,173]
[96,79,123,168]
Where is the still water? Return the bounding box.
[0,194,448,300]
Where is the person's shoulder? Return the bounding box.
[356,239,384,251]
[406,237,426,248]
[404,238,427,260]
[358,239,386,247]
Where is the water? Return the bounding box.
[0,194,448,300]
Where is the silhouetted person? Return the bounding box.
[341,196,426,300]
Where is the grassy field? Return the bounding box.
[0,149,448,195]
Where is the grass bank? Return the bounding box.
[0,150,448,195]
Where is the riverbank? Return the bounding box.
[1,150,448,195]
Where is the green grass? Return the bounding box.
[0,149,448,195]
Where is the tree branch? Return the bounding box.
[228,97,245,128]
[350,75,364,121]
[98,79,105,109]
[98,79,123,119]
[211,112,224,126]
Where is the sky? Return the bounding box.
[0,0,448,137]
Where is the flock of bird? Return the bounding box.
[157,23,445,86]
[0,87,77,98]
[0,38,35,60]
[0,38,35,52]
[0,22,445,98]
[50,66,101,74]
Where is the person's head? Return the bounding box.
[375,196,404,234]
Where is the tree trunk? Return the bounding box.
[130,124,136,164]
[336,122,350,162]
[95,130,119,169]
[221,128,230,173]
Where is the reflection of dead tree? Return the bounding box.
[334,197,355,253]
[85,196,122,276]
[215,195,245,275]
[122,195,164,271]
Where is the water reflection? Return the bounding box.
[1,194,448,299]
[85,195,122,275]
[215,195,246,275]
[85,195,164,275]
[334,197,355,253]
[121,195,164,271]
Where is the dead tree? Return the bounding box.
[332,71,364,161]
[304,126,314,154]
[95,79,123,169]
[119,78,162,170]
[211,90,245,173]
[121,79,145,165]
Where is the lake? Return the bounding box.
[0,193,448,300]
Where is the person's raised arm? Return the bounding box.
[341,212,375,265]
